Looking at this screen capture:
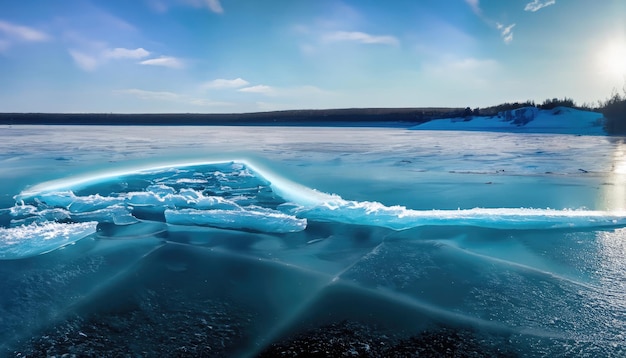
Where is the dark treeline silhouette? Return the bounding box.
[0,108,467,126]
[478,97,577,115]
[601,91,626,134]
[538,97,575,110]
[2,93,626,134]
[479,101,537,116]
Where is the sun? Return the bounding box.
[598,40,626,77]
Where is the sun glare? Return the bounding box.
[598,41,626,77]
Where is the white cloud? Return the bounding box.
[0,20,50,42]
[242,85,335,111]
[465,0,481,15]
[238,84,333,99]
[323,31,399,46]
[187,98,232,106]
[205,0,223,14]
[139,56,184,69]
[68,50,99,71]
[497,23,516,44]
[115,88,180,101]
[255,101,286,112]
[525,0,556,12]
[68,46,155,71]
[203,78,250,89]
[0,20,50,52]
[238,85,275,95]
[115,88,232,107]
[285,85,334,98]
[147,0,170,13]
[425,57,499,74]
[449,58,499,71]
[463,1,517,45]
[179,0,223,13]
[104,47,150,59]
[149,0,224,13]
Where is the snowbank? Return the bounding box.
[410,107,606,135]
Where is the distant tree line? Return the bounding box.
[600,90,626,134]
[479,101,537,116]
[538,97,575,110]
[477,97,579,116]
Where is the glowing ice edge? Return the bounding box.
[18,159,330,207]
[0,221,97,259]
[16,159,626,231]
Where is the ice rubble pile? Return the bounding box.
[10,162,306,234]
[0,162,310,259]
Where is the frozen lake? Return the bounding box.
[1,125,626,356]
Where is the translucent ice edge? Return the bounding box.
[0,221,97,259]
[17,159,331,207]
[296,201,626,230]
[14,159,626,233]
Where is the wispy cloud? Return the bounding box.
[115,88,232,107]
[68,50,99,71]
[497,23,516,44]
[104,47,150,59]
[424,56,499,74]
[285,85,334,98]
[525,0,556,12]
[422,56,501,91]
[463,1,518,45]
[238,85,275,95]
[148,0,224,13]
[322,31,399,46]
[239,85,336,111]
[238,84,333,99]
[465,0,482,15]
[0,20,50,42]
[139,56,184,69]
[116,88,180,101]
[202,78,250,89]
[238,85,336,102]
[181,0,223,13]
[446,57,499,71]
[147,0,169,13]
[0,20,50,52]
[204,0,223,14]
[69,46,153,71]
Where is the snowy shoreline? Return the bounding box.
[411,106,606,135]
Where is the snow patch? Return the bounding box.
[411,107,605,135]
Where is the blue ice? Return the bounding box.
[2,127,626,356]
[5,160,626,259]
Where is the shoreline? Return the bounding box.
[0,108,467,126]
[0,106,609,135]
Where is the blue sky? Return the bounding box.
[0,0,625,113]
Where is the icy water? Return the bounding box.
[1,125,626,357]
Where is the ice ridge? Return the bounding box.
[4,159,626,260]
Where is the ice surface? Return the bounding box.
[2,126,626,356]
